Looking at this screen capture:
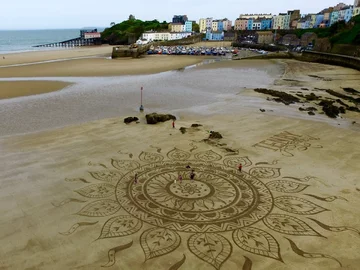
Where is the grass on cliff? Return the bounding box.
[330,15,360,45]
[101,19,169,45]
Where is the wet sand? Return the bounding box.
[0,45,114,66]
[0,81,72,99]
[1,56,360,270]
[0,55,206,78]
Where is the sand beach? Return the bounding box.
[1,46,360,270]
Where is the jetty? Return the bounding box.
[34,28,102,48]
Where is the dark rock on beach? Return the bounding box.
[191,124,202,127]
[319,100,341,118]
[260,109,266,112]
[145,113,176,124]
[299,107,317,112]
[305,93,319,101]
[124,117,139,124]
[209,131,223,139]
[179,127,187,134]
[254,88,300,105]
[342,87,360,95]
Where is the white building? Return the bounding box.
[170,32,192,40]
[141,31,192,41]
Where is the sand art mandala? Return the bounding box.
[57,147,359,269]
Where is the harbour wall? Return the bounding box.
[296,51,360,71]
[236,51,360,71]
[112,34,204,58]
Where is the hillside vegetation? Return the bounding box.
[101,19,169,45]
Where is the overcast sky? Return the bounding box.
[1,0,355,30]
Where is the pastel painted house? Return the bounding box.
[212,20,219,31]
[354,7,360,17]
[217,20,224,31]
[234,18,248,30]
[252,20,261,30]
[260,18,272,30]
[272,14,286,29]
[330,10,340,25]
[247,18,254,30]
[314,14,324,27]
[199,18,206,33]
[169,23,183,32]
[222,19,232,30]
[206,30,224,40]
[344,7,353,22]
[185,21,193,32]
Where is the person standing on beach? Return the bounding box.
[190,170,195,181]
[178,173,183,184]
[238,164,242,172]
[134,173,138,184]
[172,120,175,129]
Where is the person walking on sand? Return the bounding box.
[190,170,195,181]
[172,120,175,129]
[134,173,138,184]
[238,163,242,172]
[178,173,183,184]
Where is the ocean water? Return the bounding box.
[0,29,103,54]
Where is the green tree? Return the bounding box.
[192,22,200,33]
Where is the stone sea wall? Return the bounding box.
[298,51,360,71]
[112,34,203,58]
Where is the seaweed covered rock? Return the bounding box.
[124,117,139,124]
[299,107,317,112]
[145,113,176,124]
[254,88,300,105]
[209,131,223,139]
[319,100,340,118]
[179,127,187,134]
[191,124,202,127]
[305,93,319,101]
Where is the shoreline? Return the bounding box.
[0,45,114,66]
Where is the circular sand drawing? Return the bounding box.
[59,147,355,269]
[116,160,273,232]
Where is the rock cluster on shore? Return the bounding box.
[145,113,176,124]
[254,86,360,119]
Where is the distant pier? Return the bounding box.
[34,28,102,48]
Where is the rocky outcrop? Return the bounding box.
[145,113,176,124]
[254,88,300,105]
[179,127,187,134]
[209,131,223,139]
[124,117,139,124]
